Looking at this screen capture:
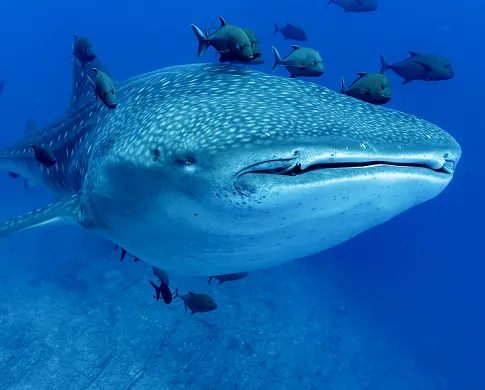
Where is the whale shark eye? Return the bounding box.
[184,157,194,165]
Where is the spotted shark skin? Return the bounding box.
[0,61,461,275]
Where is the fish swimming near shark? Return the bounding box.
[0,55,461,276]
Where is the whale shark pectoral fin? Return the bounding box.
[0,193,82,238]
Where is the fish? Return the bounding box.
[0,80,4,96]
[0,58,461,277]
[209,272,248,285]
[327,0,377,13]
[150,266,173,304]
[149,280,174,304]
[380,52,455,85]
[30,145,56,167]
[173,289,217,315]
[72,34,96,67]
[218,28,265,65]
[191,16,253,61]
[272,45,324,78]
[88,68,117,109]
[341,72,392,105]
[274,23,308,41]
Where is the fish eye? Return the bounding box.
[380,85,385,90]
[111,89,115,94]
[313,60,318,65]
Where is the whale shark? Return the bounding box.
[0,58,461,276]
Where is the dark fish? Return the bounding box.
[8,172,19,178]
[380,52,454,85]
[191,16,253,61]
[341,72,392,105]
[272,45,324,78]
[208,272,248,285]
[174,289,217,315]
[88,68,117,109]
[327,0,377,13]
[218,28,264,65]
[149,280,174,304]
[72,34,96,67]
[0,80,4,96]
[30,145,56,168]
[274,23,307,41]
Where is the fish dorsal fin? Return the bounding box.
[219,16,227,26]
[286,23,295,27]
[69,57,115,113]
[409,51,419,57]
[290,45,300,51]
[357,72,367,77]
[189,292,195,295]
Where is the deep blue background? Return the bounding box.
[0,0,482,388]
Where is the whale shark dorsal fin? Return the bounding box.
[0,193,82,238]
[69,57,116,113]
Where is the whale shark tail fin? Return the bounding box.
[0,193,82,238]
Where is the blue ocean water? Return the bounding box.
[0,0,482,389]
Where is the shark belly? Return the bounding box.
[91,165,451,276]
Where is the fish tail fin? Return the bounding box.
[208,276,213,285]
[272,46,282,72]
[273,24,279,35]
[340,77,346,94]
[119,248,127,261]
[0,193,82,238]
[172,287,180,300]
[172,287,187,312]
[191,24,210,58]
[380,55,389,74]
[149,280,161,301]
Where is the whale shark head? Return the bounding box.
[0,64,461,276]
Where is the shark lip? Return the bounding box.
[236,156,456,179]
[281,160,455,176]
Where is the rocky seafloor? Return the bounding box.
[0,197,445,390]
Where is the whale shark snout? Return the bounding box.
[0,62,461,276]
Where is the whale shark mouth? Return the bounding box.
[235,157,456,180]
[278,160,456,176]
